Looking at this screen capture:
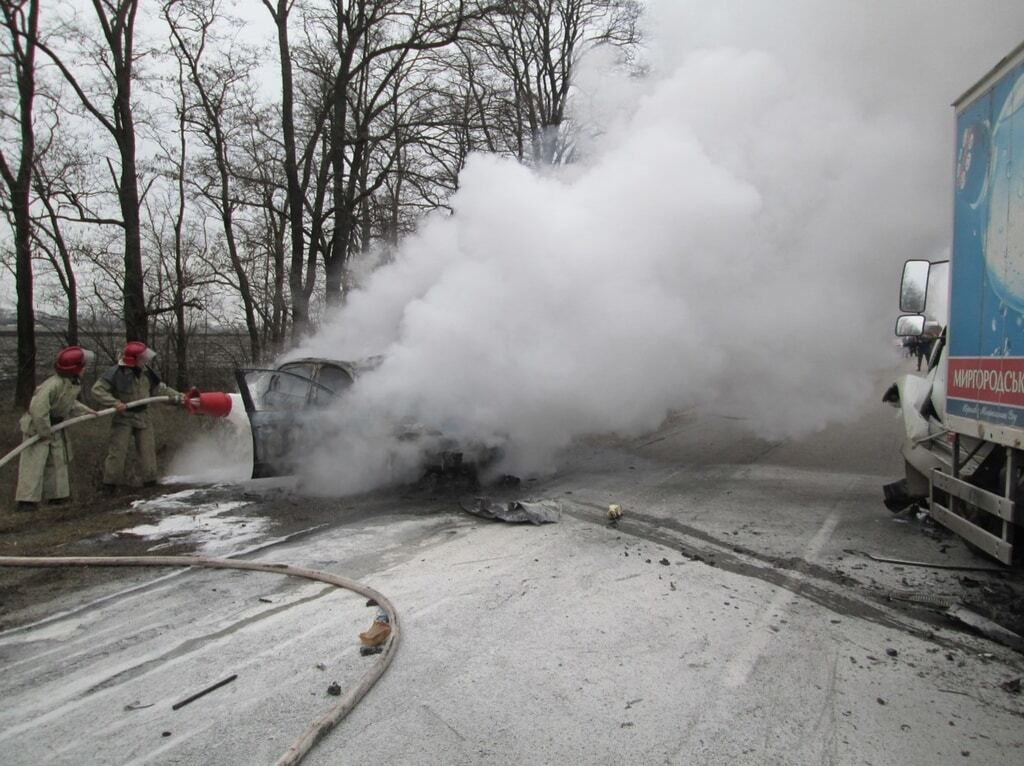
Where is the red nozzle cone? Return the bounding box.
[185,391,232,418]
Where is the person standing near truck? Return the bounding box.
[915,336,930,370]
[15,347,98,512]
[92,341,184,491]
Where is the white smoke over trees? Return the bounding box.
[290,0,1024,493]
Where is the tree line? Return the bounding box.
[1,0,641,405]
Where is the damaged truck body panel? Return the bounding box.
[886,41,1024,564]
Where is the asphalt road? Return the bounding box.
[1,361,1022,765]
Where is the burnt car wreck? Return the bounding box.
[235,358,366,479]
[235,357,489,482]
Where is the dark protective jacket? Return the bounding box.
[92,365,180,428]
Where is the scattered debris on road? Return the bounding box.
[844,549,1005,572]
[607,504,623,522]
[460,498,561,525]
[123,701,154,711]
[945,605,1024,652]
[1000,677,1022,694]
[327,682,342,696]
[359,609,392,647]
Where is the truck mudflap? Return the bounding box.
[929,439,1021,564]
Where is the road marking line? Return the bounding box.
[723,510,840,688]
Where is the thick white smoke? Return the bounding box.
[292,1,1024,493]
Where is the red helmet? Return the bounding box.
[122,341,153,367]
[55,346,94,376]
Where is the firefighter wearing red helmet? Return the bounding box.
[15,347,99,512]
[91,341,184,490]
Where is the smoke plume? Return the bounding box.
[291,0,1024,493]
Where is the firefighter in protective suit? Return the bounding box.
[91,341,184,489]
[15,347,98,512]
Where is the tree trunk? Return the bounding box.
[1,0,41,407]
[327,1,355,309]
[118,119,147,343]
[172,97,189,390]
[13,204,36,407]
[268,0,312,342]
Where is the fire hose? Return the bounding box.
[0,392,399,764]
[0,389,232,471]
[0,555,399,766]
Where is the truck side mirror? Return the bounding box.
[900,260,930,313]
[895,315,925,336]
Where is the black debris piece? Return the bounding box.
[886,648,898,658]
[1000,677,1021,694]
[172,674,238,711]
[327,682,342,696]
[460,498,561,525]
[360,645,384,657]
[365,598,378,608]
[659,558,670,566]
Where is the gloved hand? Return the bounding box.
[114,402,128,414]
[172,393,186,406]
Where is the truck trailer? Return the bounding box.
[886,40,1024,564]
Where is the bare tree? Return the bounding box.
[0,0,40,406]
[469,0,640,165]
[263,0,322,341]
[320,0,495,306]
[235,111,290,354]
[164,0,264,361]
[30,0,151,342]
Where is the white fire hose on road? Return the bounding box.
[0,395,401,765]
[0,555,399,766]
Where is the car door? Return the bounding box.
[235,364,315,478]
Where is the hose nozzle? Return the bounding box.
[184,389,232,418]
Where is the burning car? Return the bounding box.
[235,357,489,482]
[234,357,376,478]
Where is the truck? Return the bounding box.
[886,40,1024,564]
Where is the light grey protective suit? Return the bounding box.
[16,374,93,503]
